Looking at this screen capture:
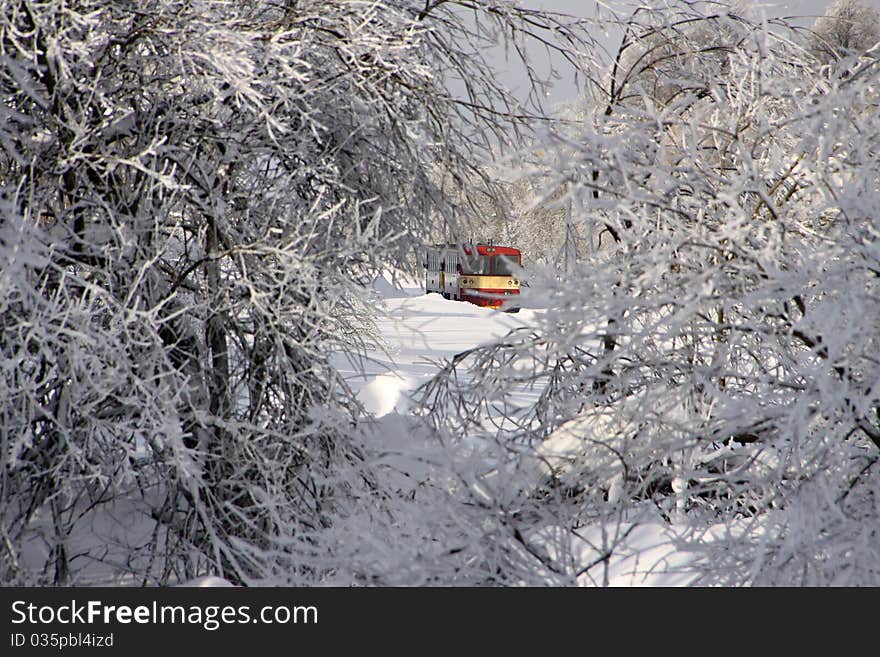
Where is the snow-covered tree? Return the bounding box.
[418,0,880,585]
[0,0,594,585]
[7,0,877,589]
[810,0,880,62]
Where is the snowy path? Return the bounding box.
[333,275,535,417]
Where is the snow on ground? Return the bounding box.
[336,271,701,586]
[17,271,699,587]
[333,273,536,417]
[177,576,235,587]
[532,522,699,587]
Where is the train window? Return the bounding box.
[463,254,490,275]
[492,255,519,276]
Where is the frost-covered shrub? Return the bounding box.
[418,0,880,586]
[0,0,593,585]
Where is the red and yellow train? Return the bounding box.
[424,242,522,310]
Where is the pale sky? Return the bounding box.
[504,0,880,105]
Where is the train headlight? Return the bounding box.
[507,279,513,286]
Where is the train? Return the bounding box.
[423,242,522,310]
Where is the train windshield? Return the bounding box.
[492,255,519,276]
[463,254,491,275]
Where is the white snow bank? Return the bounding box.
[370,270,423,298]
[176,576,235,587]
[531,521,698,587]
[358,373,416,416]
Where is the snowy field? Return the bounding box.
[321,274,701,587]
[333,274,532,418]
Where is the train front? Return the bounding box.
[458,244,522,310]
